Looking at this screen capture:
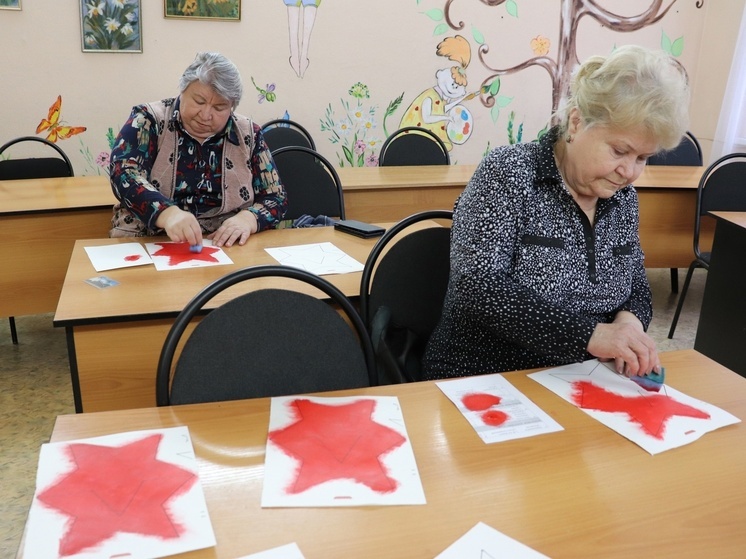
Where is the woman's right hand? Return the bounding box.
[155,206,203,247]
[587,317,660,377]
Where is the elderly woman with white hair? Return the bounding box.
[109,52,286,248]
[423,45,690,381]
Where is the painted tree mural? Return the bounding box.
[440,0,704,116]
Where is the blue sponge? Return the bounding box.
[630,367,665,392]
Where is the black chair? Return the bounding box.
[359,210,453,384]
[0,136,74,345]
[647,131,704,294]
[668,152,746,338]
[261,118,316,152]
[271,145,346,221]
[378,127,450,167]
[157,265,376,406]
[648,131,703,167]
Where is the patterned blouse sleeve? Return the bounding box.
[109,105,173,229]
[616,192,653,329]
[449,150,596,362]
[247,124,287,231]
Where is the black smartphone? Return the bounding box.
[334,219,386,239]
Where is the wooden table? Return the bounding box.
[18,349,746,559]
[695,212,746,378]
[339,164,711,269]
[0,175,114,319]
[54,225,391,413]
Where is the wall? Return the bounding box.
[1,0,742,176]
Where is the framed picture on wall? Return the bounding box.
[164,0,241,21]
[80,0,143,53]
[0,0,22,11]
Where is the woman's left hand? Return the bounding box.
[207,210,258,247]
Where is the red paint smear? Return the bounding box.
[268,399,406,495]
[151,242,220,266]
[462,392,502,411]
[481,409,509,426]
[124,254,142,262]
[571,380,711,439]
[37,434,196,557]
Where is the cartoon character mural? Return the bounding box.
[399,35,482,151]
[283,0,320,78]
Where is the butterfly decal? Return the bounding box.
[36,95,87,142]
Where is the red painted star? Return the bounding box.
[269,399,406,494]
[37,434,196,557]
[151,242,221,266]
[572,381,710,439]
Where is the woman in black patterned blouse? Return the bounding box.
[423,45,690,380]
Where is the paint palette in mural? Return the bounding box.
[261,396,426,507]
[447,105,473,145]
[528,359,741,455]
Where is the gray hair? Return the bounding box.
[556,45,690,151]
[179,52,243,109]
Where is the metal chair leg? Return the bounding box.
[9,316,18,345]
[668,262,700,339]
[670,268,679,294]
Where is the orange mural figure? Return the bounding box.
[399,35,480,151]
[36,96,86,143]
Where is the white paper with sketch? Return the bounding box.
[529,359,741,454]
[436,373,563,444]
[84,242,152,272]
[265,242,364,275]
[144,239,233,271]
[261,395,426,507]
[435,522,550,558]
[22,426,215,559]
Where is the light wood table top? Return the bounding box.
[336,163,702,191]
[710,211,746,229]
[54,224,392,326]
[24,349,746,559]
[0,175,114,214]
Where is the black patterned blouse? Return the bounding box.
[422,127,653,379]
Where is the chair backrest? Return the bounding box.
[359,210,453,383]
[261,118,316,151]
[271,145,346,221]
[694,152,746,259]
[378,127,450,167]
[0,136,74,180]
[647,131,703,166]
[157,265,376,406]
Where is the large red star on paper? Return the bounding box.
[572,380,711,439]
[37,434,197,557]
[268,399,406,494]
[151,242,222,266]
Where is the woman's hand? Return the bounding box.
[587,311,661,376]
[208,210,258,247]
[155,206,203,246]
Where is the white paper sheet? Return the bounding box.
[238,543,305,559]
[144,239,233,271]
[265,242,364,275]
[435,522,550,558]
[23,426,215,559]
[436,373,564,444]
[529,359,741,454]
[84,242,152,272]
[262,395,426,507]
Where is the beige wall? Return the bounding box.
[0,0,742,175]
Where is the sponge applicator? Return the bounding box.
[630,367,665,392]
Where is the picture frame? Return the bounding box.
[164,0,240,21]
[80,0,143,53]
[0,0,22,11]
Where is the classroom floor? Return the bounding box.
[0,267,707,559]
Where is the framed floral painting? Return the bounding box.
[80,0,143,53]
[0,0,22,10]
[164,0,241,21]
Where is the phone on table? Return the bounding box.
[334,219,386,239]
